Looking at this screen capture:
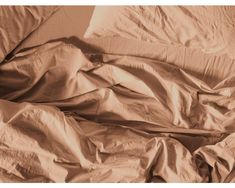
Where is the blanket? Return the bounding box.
[0,39,235,182]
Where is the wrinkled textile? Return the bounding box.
[0,99,207,182]
[0,41,235,182]
[85,6,235,59]
[0,6,58,63]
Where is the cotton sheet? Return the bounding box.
[0,39,235,182]
[85,6,235,59]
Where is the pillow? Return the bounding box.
[84,6,235,58]
[0,6,58,63]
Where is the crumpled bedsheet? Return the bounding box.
[85,6,235,59]
[0,41,235,182]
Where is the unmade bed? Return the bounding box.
[0,6,235,183]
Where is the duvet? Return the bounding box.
[0,38,235,182]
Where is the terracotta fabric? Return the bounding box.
[84,6,235,59]
[12,6,95,55]
[0,38,235,182]
[0,6,58,63]
[0,99,207,183]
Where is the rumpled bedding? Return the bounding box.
[0,6,58,63]
[0,38,235,182]
[84,6,235,59]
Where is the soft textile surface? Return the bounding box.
[0,99,208,182]
[11,6,95,55]
[84,6,235,59]
[0,39,235,182]
[0,6,58,63]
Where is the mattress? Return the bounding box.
[1,6,235,183]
